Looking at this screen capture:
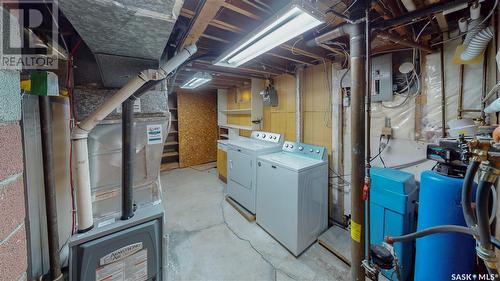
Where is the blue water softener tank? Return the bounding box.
[414,171,476,281]
[370,168,418,281]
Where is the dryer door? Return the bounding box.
[228,147,253,189]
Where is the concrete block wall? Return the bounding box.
[0,69,27,280]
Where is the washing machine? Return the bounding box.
[256,141,328,256]
[227,131,283,214]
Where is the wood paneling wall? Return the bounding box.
[177,89,218,167]
[262,74,296,141]
[302,63,333,165]
[262,63,333,163]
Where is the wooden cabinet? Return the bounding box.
[217,142,228,183]
[217,78,265,133]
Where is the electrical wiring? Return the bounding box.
[370,136,390,167]
[415,17,435,42]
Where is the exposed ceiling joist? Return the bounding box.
[266,52,313,65]
[241,0,271,14]
[181,8,243,33]
[221,2,261,20]
[182,0,226,47]
[280,44,324,61]
[201,33,230,43]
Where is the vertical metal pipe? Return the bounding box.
[39,96,62,280]
[364,4,372,264]
[481,48,488,123]
[295,66,304,142]
[440,47,447,137]
[349,23,366,281]
[121,98,135,220]
[458,64,464,119]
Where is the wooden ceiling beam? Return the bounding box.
[221,2,261,20]
[201,33,230,43]
[182,1,226,47]
[280,44,324,61]
[241,0,271,14]
[181,8,243,33]
[266,52,313,65]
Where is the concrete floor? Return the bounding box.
[161,167,350,281]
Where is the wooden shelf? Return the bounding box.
[162,151,179,157]
[220,124,253,131]
[165,141,179,146]
[221,109,251,115]
[161,162,179,171]
[169,130,178,134]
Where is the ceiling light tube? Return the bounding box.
[181,72,212,89]
[215,1,324,68]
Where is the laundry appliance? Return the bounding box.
[226,131,283,214]
[256,141,328,256]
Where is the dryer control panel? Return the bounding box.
[251,131,282,143]
[282,141,327,160]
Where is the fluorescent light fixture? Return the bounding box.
[181,72,212,89]
[215,1,324,68]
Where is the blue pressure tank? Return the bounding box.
[414,171,476,281]
[370,168,418,281]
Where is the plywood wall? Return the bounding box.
[177,89,218,168]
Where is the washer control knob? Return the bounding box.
[273,136,277,139]
[285,144,289,148]
[316,150,320,153]
[290,144,294,149]
[256,133,259,137]
[299,146,303,151]
[309,149,313,152]
[262,134,266,138]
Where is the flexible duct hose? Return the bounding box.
[463,17,486,45]
[461,27,494,61]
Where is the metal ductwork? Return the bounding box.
[60,0,182,87]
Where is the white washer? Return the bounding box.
[227,131,283,214]
[256,141,328,256]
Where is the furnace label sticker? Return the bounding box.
[96,248,148,281]
[147,125,163,144]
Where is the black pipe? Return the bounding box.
[121,97,135,220]
[385,225,476,244]
[462,161,480,227]
[476,180,494,250]
[39,96,62,280]
[372,0,470,30]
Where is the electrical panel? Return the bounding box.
[371,53,393,102]
[339,53,393,103]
